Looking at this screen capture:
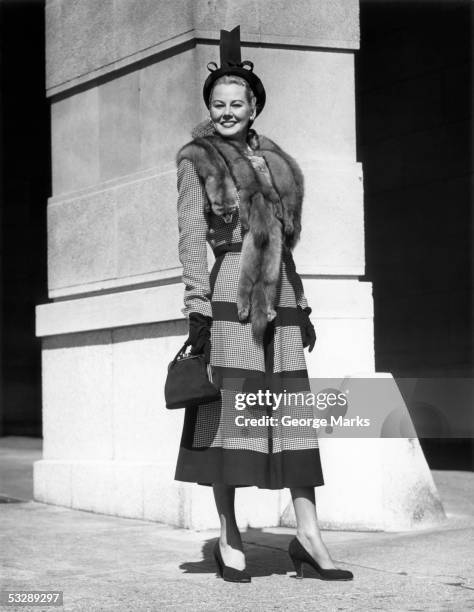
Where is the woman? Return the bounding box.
[174,27,353,583]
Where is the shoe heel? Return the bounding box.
[291,557,304,579]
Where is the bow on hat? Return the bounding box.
[202,26,266,116]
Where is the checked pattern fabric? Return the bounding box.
[174,159,324,489]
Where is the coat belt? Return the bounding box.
[212,242,243,257]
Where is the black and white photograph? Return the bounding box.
[0,0,473,610]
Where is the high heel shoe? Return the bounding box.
[288,537,353,581]
[213,541,251,583]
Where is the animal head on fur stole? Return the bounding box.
[176,137,239,218]
[204,174,239,218]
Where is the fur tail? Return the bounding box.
[250,283,268,337]
[249,193,269,248]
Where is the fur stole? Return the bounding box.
[177,126,304,337]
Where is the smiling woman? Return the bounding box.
[209,76,256,141]
[172,26,353,584]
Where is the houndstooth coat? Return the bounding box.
[174,136,324,490]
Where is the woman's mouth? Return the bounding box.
[221,121,237,127]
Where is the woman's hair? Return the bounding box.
[210,75,257,109]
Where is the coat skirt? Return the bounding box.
[174,158,324,489]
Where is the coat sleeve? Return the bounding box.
[177,158,213,319]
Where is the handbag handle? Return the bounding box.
[168,340,216,386]
[171,340,192,365]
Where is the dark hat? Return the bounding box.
[203,26,266,116]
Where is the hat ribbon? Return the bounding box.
[207,60,254,73]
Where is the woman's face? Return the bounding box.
[210,83,255,141]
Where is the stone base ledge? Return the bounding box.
[289,438,447,532]
[33,459,284,530]
[34,438,446,532]
[35,279,373,337]
[33,374,446,531]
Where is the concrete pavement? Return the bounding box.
[1,437,474,611]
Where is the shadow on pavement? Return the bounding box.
[179,529,326,579]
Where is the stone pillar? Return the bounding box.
[34,0,444,530]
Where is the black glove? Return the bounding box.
[297,306,316,352]
[187,313,212,362]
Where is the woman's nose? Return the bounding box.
[222,110,233,120]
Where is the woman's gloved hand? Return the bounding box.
[187,313,212,362]
[297,306,316,352]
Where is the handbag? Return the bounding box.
[164,341,221,409]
